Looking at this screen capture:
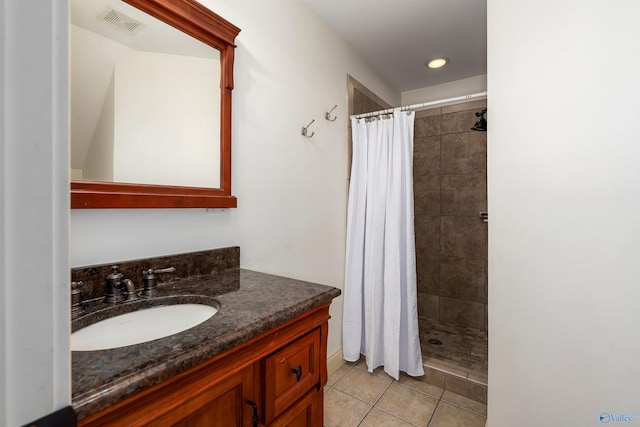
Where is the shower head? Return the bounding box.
[471,108,487,132]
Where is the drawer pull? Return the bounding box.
[291,365,303,382]
[246,400,259,427]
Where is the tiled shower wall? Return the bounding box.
[414,100,488,330]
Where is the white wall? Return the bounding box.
[84,76,115,181]
[70,24,132,170]
[114,51,220,187]
[401,74,486,106]
[0,0,70,425]
[488,1,640,426]
[70,0,398,360]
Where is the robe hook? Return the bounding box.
[325,105,338,122]
[301,119,315,138]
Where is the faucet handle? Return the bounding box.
[141,266,175,298]
[143,267,176,278]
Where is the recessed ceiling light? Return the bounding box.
[426,58,448,69]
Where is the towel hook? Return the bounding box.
[301,119,315,138]
[325,105,338,122]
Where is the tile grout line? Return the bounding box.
[367,405,422,427]
[326,361,487,426]
[355,379,395,426]
[347,362,447,426]
[327,362,356,387]
[394,380,444,401]
[426,398,443,427]
[367,379,434,427]
[440,397,488,418]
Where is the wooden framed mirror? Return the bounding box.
[70,0,240,208]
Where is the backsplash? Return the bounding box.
[71,246,240,302]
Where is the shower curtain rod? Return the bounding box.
[350,91,488,119]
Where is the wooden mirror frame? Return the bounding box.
[71,0,240,209]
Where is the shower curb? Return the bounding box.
[421,359,487,404]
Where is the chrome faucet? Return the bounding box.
[104,266,139,303]
[141,267,176,297]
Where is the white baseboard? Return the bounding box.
[327,348,346,376]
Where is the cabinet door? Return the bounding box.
[147,364,255,427]
[263,329,321,423]
[269,388,322,427]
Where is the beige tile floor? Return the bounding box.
[324,360,487,427]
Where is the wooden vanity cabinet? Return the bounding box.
[78,303,331,427]
[263,329,321,424]
[269,388,323,427]
[148,365,256,426]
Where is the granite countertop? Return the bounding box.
[71,268,341,419]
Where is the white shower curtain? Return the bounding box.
[343,110,424,380]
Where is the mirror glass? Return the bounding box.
[70,0,220,188]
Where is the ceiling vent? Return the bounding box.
[101,7,145,34]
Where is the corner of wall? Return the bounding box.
[327,348,346,376]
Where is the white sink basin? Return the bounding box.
[71,304,218,351]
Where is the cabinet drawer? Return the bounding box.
[269,388,323,427]
[263,329,321,423]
